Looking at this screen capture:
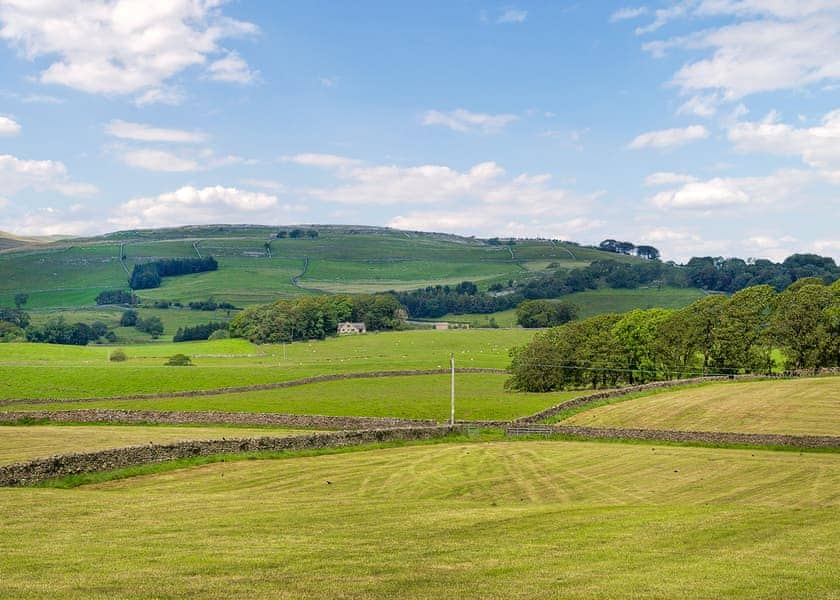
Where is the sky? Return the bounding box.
[0,0,838,263]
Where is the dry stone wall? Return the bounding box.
[544,425,840,449]
[0,426,465,487]
[0,409,436,430]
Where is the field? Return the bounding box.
[560,377,840,436]
[438,286,708,328]
[0,225,641,310]
[0,425,314,465]
[1,440,837,597]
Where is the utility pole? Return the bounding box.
[450,354,455,425]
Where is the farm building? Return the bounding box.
[338,322,367,335]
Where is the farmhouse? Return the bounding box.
[338,322,367,335]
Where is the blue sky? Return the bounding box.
[0,1,838,262]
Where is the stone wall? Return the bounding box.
[0,409,437,430]
[543,424,840,449]
[0,368,506,408]
[0,425,465,487]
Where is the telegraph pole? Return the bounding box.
[450,354,455,425]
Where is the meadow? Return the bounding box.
[0,440,837,598]
[559,377,840,436]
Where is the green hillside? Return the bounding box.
[0,224,642,310]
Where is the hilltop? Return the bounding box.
[0,224,642,309]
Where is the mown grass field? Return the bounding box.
[0,425,315,465]
[0,226,638,309]
[1,440,837,598]
[560,377,840,436]
[7,374,579,422]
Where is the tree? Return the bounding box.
[772,282,833,369]
[612,308,672,383]
[711,285,776,374]
[13,293,28,309]
[635,245,661,260]
[120,310,138,327]
[165,353,193,366]
[109,349,127,362]
[137,316,164,338]
[516,300,578,328]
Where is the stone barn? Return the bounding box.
[338,322,367,335]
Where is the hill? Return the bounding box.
[0,224,644,309]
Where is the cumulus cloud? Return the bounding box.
[105,120,207,144]
[0,205,97,237]
[0,115,20,136]
[110,185,304,229]
[0,1,259,102]
[648,170,813,212]
[207,50,259,84]
[637,2,840,100]
[422,109,519,134]
[728,109,840,174]
[676,94,718,118]
[0,153,97,197]
[628,125,709,149]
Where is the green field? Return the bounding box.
[1,440,837,597]
[0,425,315,465]
[0,226,637,309]
[439,286,708,328]
[6,374,580,422]
[560,377,840,436]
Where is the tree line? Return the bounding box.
[174,322,228,342]
[129,257,218,290]
[507,278,840,392]
[230,293,404,343]
[394,282,519,319]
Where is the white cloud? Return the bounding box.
[319,76,338,88]
[644,172,699,186]
[497,8,528,24]
[133,86,186,107]
[422,109,519,134]
[676,94,718,118]
[105,120,207,144]
[628,125,709,149]
[0,153,97,197]
[0,1,259,101]
[119,149,200,172]
[812,239,840,256]
[282,153,363,169]
[728,108,840,172]
[648,170,812,211]
[639,2,840,100]
[0,115,21,135]
[610,7,648,22]
[207,50,259,84]
[0,206,95,236]
[110,185,304,229]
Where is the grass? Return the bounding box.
[0,330,534,400]
[560,377,840,436]
[7,374,580,422]
[0,440,838,597]
[437,286,708,327]
[0,425,315,465]
[0,226,642,309]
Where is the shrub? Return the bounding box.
[208,329,230,340]
[120,310,138,327]
[165,353,193,366]
[109,349,127,362]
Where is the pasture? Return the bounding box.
[560,377,840,436]
[0,440,837,598]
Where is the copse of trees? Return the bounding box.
[95,290,137,305]
[516,300,578,328]
[507,279,840,392]
[394,282,521,319]
[129,257,218,290]
[684,254,839,293]
[174,322,228,342]
[26,318,97,346]
[230,293,404,343]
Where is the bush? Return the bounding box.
[120,310,138,327]
[208,329,230,340]
[109,349,127,362]
[136,316,164,338]
[165,353,193,366]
